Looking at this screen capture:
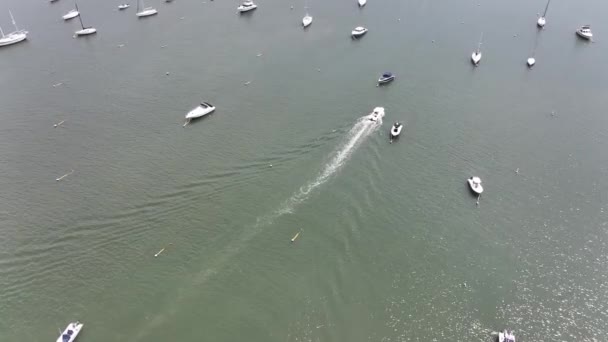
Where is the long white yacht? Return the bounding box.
[467,176,483,194]
[238,1,257,13]
[576,25,592,40]
[62,9,79,20]
[0,11,28,47]
[136,0,158,17]
[366,107,385,123]
[351,26,368,38]
[185,102,216,125]
[56,321,83,342]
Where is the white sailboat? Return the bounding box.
[74,3,96,36]
[302,0,312,28]
[62,8,79,20]
[0,11,28,47]
[537,0,550,28]
[471,32,482,65]
[136,0,158,17]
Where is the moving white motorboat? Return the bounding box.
[471,32,483,65]
[467,176,483,194]
[302,14,313,27]
[390,122,403,139]
[62,9,79,20]
[56,321,83,342]
[358,0,366,7]
[378,72,395,85]
[185,102,216,124]
[136,0,157,17]
[238,1,257,13]
[576,25,592,40]
[118,4,130,10]
[74,4,96,36]
[527,57,536,67]
[498,329,516,342]
[351,26,368,38]
[536,0,550,28]
[0,11,28,47]
[366,107,385,123]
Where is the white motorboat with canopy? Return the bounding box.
[238,1,257,13]
[351,26,368,38]
[378,72,395,85]
[576,25,592,40]
[467,176,483,194]
[366,107,385,123]
[184,102,216,125]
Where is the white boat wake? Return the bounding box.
[258,114,382,225]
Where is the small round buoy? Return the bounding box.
[269,164,273,167]
[166,72,170,75]
[290,5,293,9]
[432,40,435,43]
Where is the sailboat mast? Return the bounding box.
[9,10,18,31]
[137,0,141,12]
[543,0,550,17]
[477,32,483,53]
[75,3,85,29]
[0,25,4,38]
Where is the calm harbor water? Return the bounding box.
[1,0,608,341]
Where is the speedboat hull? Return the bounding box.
[467,177,483,195]
[471,52,482,65]
[576,30,592,40]
[302,15,312,27]
[185,102,216,123]
[378,75,395,84]
[76,28,97,36]
[118,4,130,10]
[136,8,158,17]
[63,10,79,20]
[537,17,546,28]
[351,27,368,38]
[238,4,257,12]
[56,322,83,342]
[366,107,385,123]
[0,32,27,47]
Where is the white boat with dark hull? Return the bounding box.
[378,72,395,85]
[527,57,536,67]
[62,9,79,20]
[136,0,157,17]
[471,32,483,65]
[0,11,28,47]
[302,14,312,27]
[351,26,368,38]
[390,122,402,140]
[467,176,483,195]
[118,4,130,10]
[498,329,516,342]
[366,107,385,123]
[184,102,216,125]
[358,0,366,7]
[74,4,96,36]
[537,0,550,28]
[576,25,592,40]
[56,321,83,342]
[238,1,257,13]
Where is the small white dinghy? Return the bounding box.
[62,9,79,20]
[498,329,516,342]
[302,14,312,27]
[366,107,385,123]
[358,0,366,7]
[74,3,96,36]
[184,102,216,125]
[471,32,483,66]
[467,176,483,195]
[576,25,592,40]
[118,4,130,10]
[351,26,368,38]
[238,1,257,13]
[56,321,83,342]
[527,57,536,67]
[390,122,402,141]
[136,0,158,17]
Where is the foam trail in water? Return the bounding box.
[258,115,382,225]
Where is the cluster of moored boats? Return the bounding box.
[471,0,593,68]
